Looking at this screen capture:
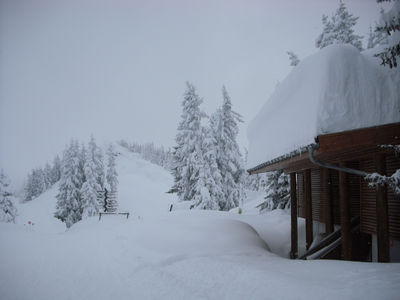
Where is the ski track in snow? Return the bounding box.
[1,146,399,300]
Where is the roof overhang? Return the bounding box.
[247,122,400,175]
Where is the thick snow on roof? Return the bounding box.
[247,44,400,168]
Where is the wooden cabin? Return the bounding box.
[248,122,400,262]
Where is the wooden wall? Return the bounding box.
[360,153,400,241]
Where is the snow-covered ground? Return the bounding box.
[1,146,399,300]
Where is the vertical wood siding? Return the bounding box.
[297,172,305,218]
[386,153,400,241]
[360,153,400,241]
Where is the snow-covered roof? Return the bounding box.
[247,44,400,169]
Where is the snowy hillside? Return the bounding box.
[1,145,400,300]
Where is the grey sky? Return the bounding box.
[0,0,385,186]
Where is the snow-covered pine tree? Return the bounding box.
[0,169,17,223]
[24,168,46,201]
[170,82,206,202]
[51,155,62,184]
[316,1,363,51]
[80,141,101,218]
[375,0,400,68]
[213,87,245,211]
[367,24,388,49]
[287,51,300,66]
[79,143,87,185]
[43,163,53,189]
[257,170,290,211]
[193,125,222,210]
[55,141,84,228]
[88,136,105,190]
[24,172,35,202]
[105,143,118,212]
[242,148,265,191]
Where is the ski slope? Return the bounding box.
[1,145,400,300]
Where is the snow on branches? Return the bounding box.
[170,83,245,211]
[316,1,363,51]
[375,0,400,68]
[365,169,400,195]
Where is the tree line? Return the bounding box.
[118,140,172,169]
[55,137,118,228]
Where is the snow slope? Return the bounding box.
[1,145,400,300]
[14,186,65,234]
[247,44,400,168]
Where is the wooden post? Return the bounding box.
[322,168,334,234]
[339,163,352,260]
[305,169,313,250]
[290,172,298,259]
[375,154,390,262]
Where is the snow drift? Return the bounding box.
[247,44,400,168]
[1,143,400,300]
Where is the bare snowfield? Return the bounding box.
[1,148,399,300]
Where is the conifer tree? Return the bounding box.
[375,0,400,68]
[87,136,105,190]
[55,141,84,228]
[105,143,118,212]
[24,168,46,201]
[43,163,53,188]
[367,24,388,49]
[24,172,35,202]
[193,126,221,210]
[170,82,206,202]
[316,1,363,51]
[0,169,17,223]
[213,87,245,211]
[81,142,101,218]
[51,155,62,183]
[257,170,290,211]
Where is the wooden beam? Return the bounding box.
[304,169,313,250]
[249,153,310,174]
[318,122,400,153]
[339,163,352,260]
[322,168,334,234]
[375,154,390,262]
[290,172,298,259]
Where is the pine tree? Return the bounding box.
[375,0,400,68]
[24,172,35,202]
[170,82,206,202]
[105,143,118,212]
[287,51,300,66]
[86,136,105,190]
[55,141,84,228]
[193,126,222,210]
[257,170,290,211]
[367,24,388,49]
[24,168,46,201]
[43,163,53,188]
[80,142,101,218]
[0,169,17,223]
[51,155,62,183]
[213,87,245,211]
[316,1,363,51]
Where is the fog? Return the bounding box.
[0,0,384,187]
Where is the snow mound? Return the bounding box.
[116,146,176,217]
[247,44,400,168]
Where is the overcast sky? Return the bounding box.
[0,0,386,186]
